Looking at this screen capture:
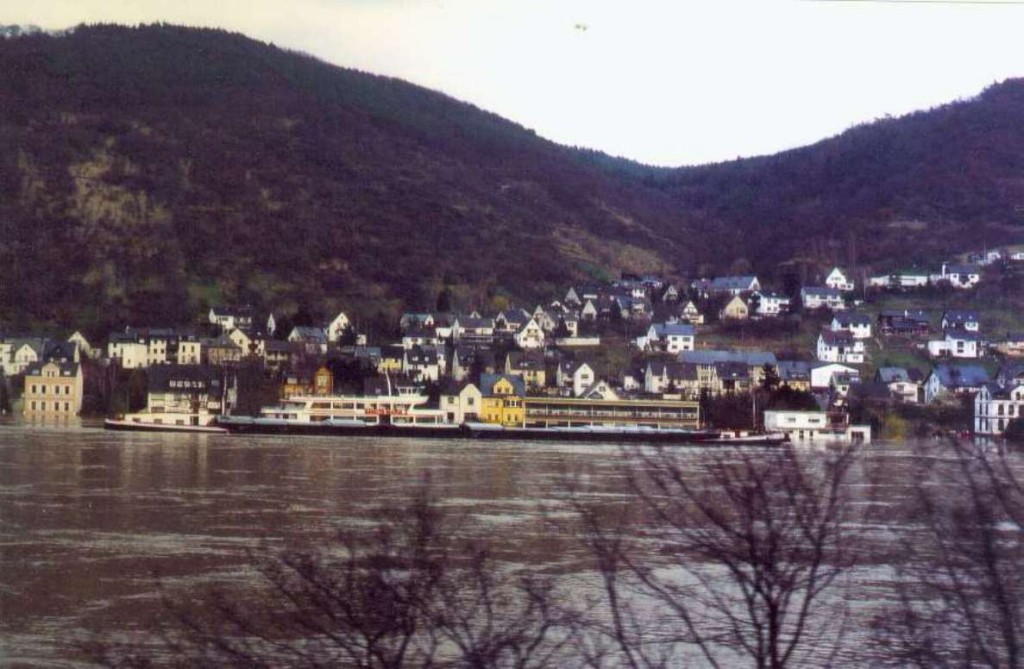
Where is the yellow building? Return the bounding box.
[479,374,526,427]
[314,365,334,395]
[23,361,83,416]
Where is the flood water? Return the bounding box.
[0,423,1019,667]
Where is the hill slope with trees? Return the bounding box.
[2,24,1023,336]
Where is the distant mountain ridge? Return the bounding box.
[1,24,1022,336]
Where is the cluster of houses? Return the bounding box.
[3,247,1024,440]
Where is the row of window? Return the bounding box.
[28,384,74,396]
[28,401,74,412]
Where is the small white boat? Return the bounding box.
[104,410,228,434]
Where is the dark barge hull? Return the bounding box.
[214,417,781,445]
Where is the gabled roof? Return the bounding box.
[653,322,695,337]
[877,367,913,383]
[479,373,527,397]
[776,360,812,380]
[832,312,871,326]
[930,363,990,388]
[942,309,980,323]
[680,350,777,367]
[710,276,758,291]
[801,286,842,299]
[24,360,80,377]
[819,330,855,347]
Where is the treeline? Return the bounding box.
[0,24,686,338]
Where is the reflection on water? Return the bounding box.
[0,424,1019,666]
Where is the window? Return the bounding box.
[467,397,475,406]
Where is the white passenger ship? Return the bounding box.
[233,387,448,429]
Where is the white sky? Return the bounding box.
[5,1,1024,166]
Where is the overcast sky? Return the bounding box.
[5,1,1024,166]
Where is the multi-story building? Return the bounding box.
[974,383,1024,436]
[22,360,83,416]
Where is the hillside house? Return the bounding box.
[801,287,845,311]
[776,360,812,392]
[939,263,981,289]
[557,360,596,398]
[810,363,860,390]
[754,292,791,317]
[924,364,990,404]
[719,295,749,320]
[876,367,923,404]
[678,301,705,325]
[817,330,866,364]
[877,310,931,336]
[993,333,1024,358]
[709,275,761,296]
[927,331,980,359]
[513,317,545,350]
[824,267,855,292]
[326,312,352,343]
[830,313,872,339]
[642,323,696,354]
[209,306,253,332]
[941,310,981,333]
[505,351,547,390]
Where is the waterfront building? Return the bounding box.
[763,410,871,443]
[22,360,83,416]
[975,383,1024,436]
[479,374,526,427]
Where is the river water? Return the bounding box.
[0,422,1018,667]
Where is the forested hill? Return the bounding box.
[0,24,688,336]
[591,80,1024,277]
[2,24,1023,338]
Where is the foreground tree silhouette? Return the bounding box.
[91,487,573,668]
[873,440,1024,668]
[574,444,858,668]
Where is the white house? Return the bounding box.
[824,267,855,292]
[817,330,866,364]
[558,360,596,398]
[679,301,705,325]
[763,410,871,443]
[440,381,483,425]
[927,331,980,359]
[801,287,845,311]
[939,263,981,289]
[810,363,860,390]
[513,317,546,350]
[709,275,760,295]
[642,323,695,354]
[974,383,1024,436]
[830,313,872,340]
[754,292,791,317]
[876,367,922,404]
[209,306,253,332]
[326,312,351,342]
[941,310,981,333]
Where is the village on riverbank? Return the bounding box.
[3,246,1024,443]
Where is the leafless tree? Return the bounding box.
[573,443,858,669]
[90,486,574,668]
[873,439,1024,668]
